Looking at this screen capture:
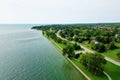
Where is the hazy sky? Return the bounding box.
[0,0,120,24]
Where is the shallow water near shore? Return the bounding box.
[0,24,86,80]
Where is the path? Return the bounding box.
[103,71,112,80]
[65,55,91,80]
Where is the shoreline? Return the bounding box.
[65,56,91,80]
[43,33,91,80]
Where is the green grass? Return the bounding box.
[104,61,120,80]
[71,58,108,80]
[71,57,120,80]
[57,43,66,49]
[49,38,65,51]
[115,43,120,47]
[102,49,120,61]
[102,42,120,61]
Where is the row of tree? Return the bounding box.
[91,42,117,52]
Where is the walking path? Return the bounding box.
[65,55,91,80]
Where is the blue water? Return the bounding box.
[0,24,86,80]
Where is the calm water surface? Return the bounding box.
[0,25,86,80]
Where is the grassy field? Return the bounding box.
[71,58,108,80]
[72,58,120,80]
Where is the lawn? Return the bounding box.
[102,49,120,61]
[102,42,120,61]
[71,58,108,80]
[54,42,66,50]
[104,61,120,80]
[72,58,120,80]
[49,38,65,51]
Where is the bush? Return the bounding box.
[78,39,83,43]
[108,42,117,50]
[73,43,81,50]
[67,37,73,41]
[62,44,75,58]
[74,53,80,59]
[56,38,62,43]
[62,40,67,45]
[91,42,106,52]
[74,53,82,59]
[116,52,120,59]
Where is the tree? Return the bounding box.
[116,51,120,59]
[62,40,67,45]
[62,44,75,58]
[78,38,83,43]
[74,53,80,59]
[73,43,81,50]
[108,42,117,50]
[80,53,106,76]
[60,31,66,38]
[62,48,67,55]
[74,53,82,59]
[91,42,106,52]
[97,43,106,52]
[67,37,73,41]
[56,38,62,43]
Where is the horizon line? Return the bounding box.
[0,22,120,25]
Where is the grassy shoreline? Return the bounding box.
[43,35,109,80]
[44,37,89,80]
[42,30,120,80]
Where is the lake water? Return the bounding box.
[0,24,86,80]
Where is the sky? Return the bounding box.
[0,0,120,24]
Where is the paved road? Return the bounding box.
[56,30,120,67]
